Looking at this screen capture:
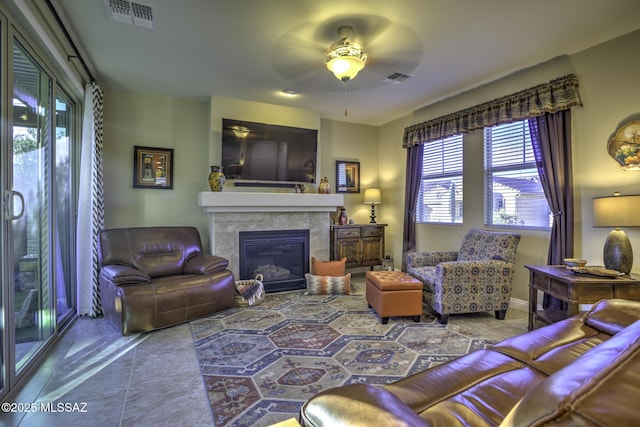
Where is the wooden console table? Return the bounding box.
[330,224,386,269]
[526,265,640,330]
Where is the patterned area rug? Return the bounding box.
[190,278,520,426]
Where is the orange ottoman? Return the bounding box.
[365,271,423,324]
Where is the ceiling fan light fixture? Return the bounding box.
[325,26,367,82]
[327,55,365,82]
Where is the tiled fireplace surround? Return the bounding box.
[198,192,344,280]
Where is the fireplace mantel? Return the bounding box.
[198,191,344,213]
[198,191,344,279]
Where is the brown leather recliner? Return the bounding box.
[98,226,235,335]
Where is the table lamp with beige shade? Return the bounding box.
[593,193,640,274]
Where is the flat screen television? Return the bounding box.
[221,118,318,185]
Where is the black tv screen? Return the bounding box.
[221,119,318,184]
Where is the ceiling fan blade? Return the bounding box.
[364,24,423,75]
[271,25,329,82]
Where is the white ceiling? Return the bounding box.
[52,0,640,126]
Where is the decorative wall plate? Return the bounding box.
[608,120,640,170]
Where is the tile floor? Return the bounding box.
[4,317,212,427]
[2,277,528,427]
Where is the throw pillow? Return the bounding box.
[305,273,351,295]
[311,257,347,276]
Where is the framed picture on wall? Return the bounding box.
[335,160,360,193]
[133,146,174,189]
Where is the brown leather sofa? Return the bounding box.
[300,298,640,426]
[98,226,235,335]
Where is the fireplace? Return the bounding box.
[198,192,344,283]
[239,229,310,292]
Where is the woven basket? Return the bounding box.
[235,274,265,307]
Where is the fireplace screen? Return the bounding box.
[239,229,310,292]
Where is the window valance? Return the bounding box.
[403,73,582,148]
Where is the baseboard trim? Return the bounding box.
[510,297,528,312]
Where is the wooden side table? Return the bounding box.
[330,224,386,269]
[526,265,640,330]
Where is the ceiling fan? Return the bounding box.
[325,25,367,82]
[271,15,423,92]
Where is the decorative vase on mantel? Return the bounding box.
[208,166,225,191]
[317,176,331,194]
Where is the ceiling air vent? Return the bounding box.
[104,0,155,29]
[383,72,411,84]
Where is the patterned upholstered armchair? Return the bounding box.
[406,228,521,324]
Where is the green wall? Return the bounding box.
[102,91,211,247]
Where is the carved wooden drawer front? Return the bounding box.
[336,228,360,239]
[330,224,387,269]
[361,227,383,238]
[532,274,551,292]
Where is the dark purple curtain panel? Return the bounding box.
[529,110,574,310]
[402,143,424,271]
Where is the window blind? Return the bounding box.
[417,134,463,224]
[484,120,551,229]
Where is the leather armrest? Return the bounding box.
[300,384,427,427]
[100,264,150,285]
[584,298,640,335]
[185,254,229,275]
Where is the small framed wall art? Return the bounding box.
[335,160,360,193]
[133,146,174,189]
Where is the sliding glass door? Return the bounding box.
[11,40,55,373]
[54,91,76,325]
[1,35,78,398]
[0,5,81,400]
